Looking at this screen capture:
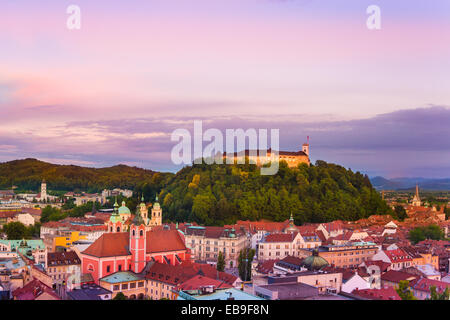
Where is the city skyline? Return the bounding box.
[1,0,450,177]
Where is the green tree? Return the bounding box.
[217,251,225,272]
[393,205,407,221]
[396,280,417,300]
[113,292,127,300]
[427,286,449,300]
[41,205,67,223]
[238,248,255,281]
[409,228,425,245]
[409,225,444,244]
[3,222,29,240]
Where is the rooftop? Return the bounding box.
[100,271,144,284]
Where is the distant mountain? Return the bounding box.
[370,176,450,191]
[0,158,172,192]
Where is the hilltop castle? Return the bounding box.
[223,137,311,168]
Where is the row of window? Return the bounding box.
[112,281,144,291]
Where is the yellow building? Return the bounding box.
[49,231,88,251]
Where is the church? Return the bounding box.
[80,196,190,283]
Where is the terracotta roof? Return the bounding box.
[145,261,237,286]
[381,270,418,283]
[177,275,232,291]
[352,287,401,300]
[320,221,345,233]
[264,232,298,243]
[410,277,450,294]
[82,229,187,258]
[147,229,187,253]
[47,251,81,267]
[256,259,279,274]
[362,260,391,273]
[385,249,413,263]
[0,211,15,218]
[182,225,245,239]
[277,255,304,268]
[82,232,129,258]
[12,278,60,300]
[236,220,290,233]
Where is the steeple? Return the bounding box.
[109,197,120,223]
[285,213,298,233]
[411,184,421,207]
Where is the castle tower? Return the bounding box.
[150,196,162,226]
[129,215,147,273]
[302,136,310,156]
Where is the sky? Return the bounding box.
[0,0,450,178]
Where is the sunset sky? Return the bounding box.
[1,0,450,177]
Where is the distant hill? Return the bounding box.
[0,158,171,193]
[370,176,450,191]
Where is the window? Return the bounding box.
[140,230,144,237]
[118,265,122,271]
[130,282,136,289]
[122,283,128,290]
[138,281,144,287]
[107,266,111,273]
[113,285,120,291]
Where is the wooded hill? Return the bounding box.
[151,160,393,226]
[0,158,168,193]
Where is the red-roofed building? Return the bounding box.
[352,286,401,300]
[372,248,413,270]
[80,227,190,284]
[316,221,345,240]
[12,278,60,300]
[380,270,418,288]
[176,275,232,292]
[145,261,237,300]
[258,232,303,261]
[409,277,450,300]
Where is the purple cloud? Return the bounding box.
[0,106,449,178]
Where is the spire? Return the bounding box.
[113,197,119,214]
[415,184,420,199]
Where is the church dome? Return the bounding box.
[118,201,131,215]
[285,214,298,233]
[301,249,329,271]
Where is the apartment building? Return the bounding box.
[182,225,249,268]
[299,242,379,268]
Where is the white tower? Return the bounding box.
[40,180,47,201]
[302,136,310,156]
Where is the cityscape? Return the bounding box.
[0,153,449,301]
[0,0,449,311]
